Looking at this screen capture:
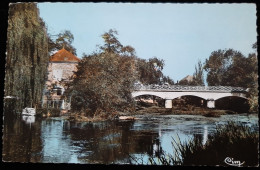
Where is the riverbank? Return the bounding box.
[131,121,259,166]
[134,105,237,117]
[6,110,258,164]
[65,106,242,122]
[36,105,250,122]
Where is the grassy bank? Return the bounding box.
[135,105,237,117]
[131,121,259,166]
[37,102,248,121]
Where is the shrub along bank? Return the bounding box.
[131,121,259,166]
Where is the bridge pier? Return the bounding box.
[207,99,215,108]
[165,99,172,108]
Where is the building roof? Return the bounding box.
[180,75,194,82]
[49,48,80,62]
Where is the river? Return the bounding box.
[2,113,259,164]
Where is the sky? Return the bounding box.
[38,2,257,82]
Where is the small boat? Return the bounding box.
[22,107,36,116]
[118,116,139,120]
[4,96,19,99]
[22,115,36,124]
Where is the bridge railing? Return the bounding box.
[133,84,248,93]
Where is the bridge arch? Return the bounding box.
[172,95,208,108]
[132,93,164,100]
[213,94,248,101]
[132,91,211,100]
[132,92,165,99]
[215,96,249,113]
[132,92,210,108]
[133,94,165,107]
[170,94,208,100]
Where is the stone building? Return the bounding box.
[180,75,194,83]
[42,48,80,109]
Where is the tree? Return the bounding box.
[204,45,258,112]
[204,49,249,87]
[162,76,175,85]
[100,29,123,54]
[177,60,205,86]
[66,29,177,116]
[135,56,172,85]
[66,29,137,116]
[48,30,77,55]
[178,79,192,86]
[247,43,258,112]
[192,60,205,86]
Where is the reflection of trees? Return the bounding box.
[2,117,43,162]
[68,120,161,164]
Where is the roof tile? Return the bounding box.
[49,48,80,62]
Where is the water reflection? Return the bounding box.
[2,116,43,162]
[37,118,161,164]
[202,125,208,145]
[22,115,35,124]
[2,113,259,164]
[68,120,160,164]
[41,119,76,163]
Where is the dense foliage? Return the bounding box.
[192,60,205,85]
[136,57,174,85]
[66,29,174,116]
[178,122,259,166]
[204,45,258,112]
[4,3,49,114]
[204,49,255,87]
[48,30,77,55]
[67,30,137,116]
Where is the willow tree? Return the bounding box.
[4,3,49,114]
[67,29,137,117]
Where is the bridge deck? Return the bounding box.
[134,85,248,93]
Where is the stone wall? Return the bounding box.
[4,3,49,114]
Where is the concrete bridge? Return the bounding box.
[132,84,249,108]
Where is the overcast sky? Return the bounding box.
[38,2,257,82]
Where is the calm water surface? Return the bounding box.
[2,113,259,164]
